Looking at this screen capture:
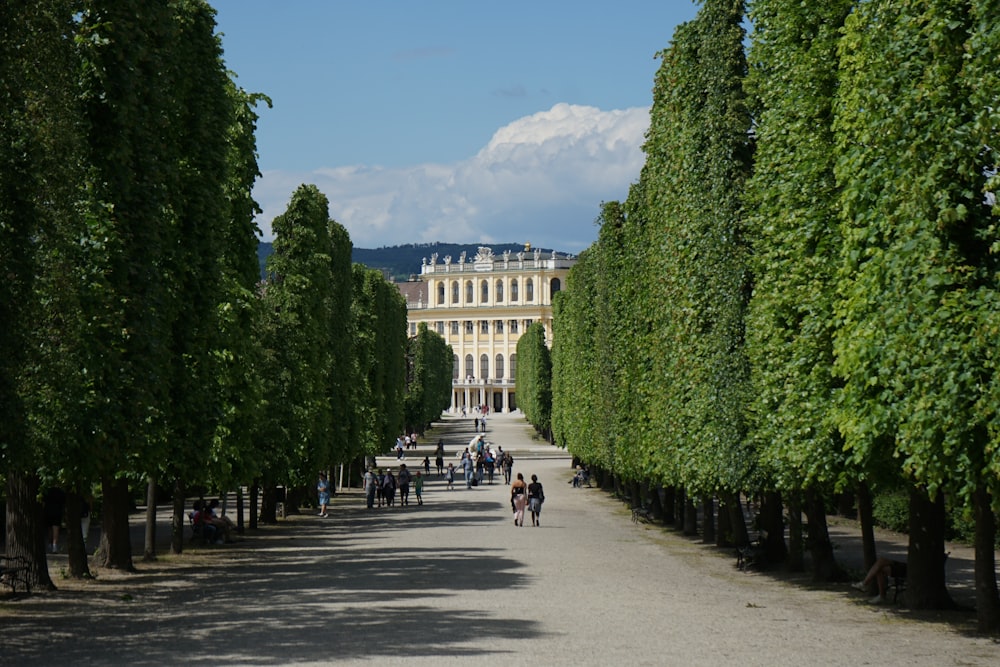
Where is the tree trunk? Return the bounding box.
[5,472,56,591]
[236,486,245,535]
[259,485,278,524]
[65,489,91,579]
[629,480,642,510]
[143,476,157,562]
[171,479,185,555]
[683,496,698,536]
[675,488,686,531]
[804,488,844,582]
[284,486,304,515]
[905,487,954,609]
[726,492,750,547]
[250,482,259,530]
[662,486,676,526]
[857,481,877,573]
[702,496,715,544]
[716,494,732,547]
[761,491,788,565]
[649,485,664,522]
[96,476,135,572]
[972,486,1000,633]
[787,494,804,572]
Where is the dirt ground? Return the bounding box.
[2,413,998,666]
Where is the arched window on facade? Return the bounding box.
[481,279,489,303]
[465,354,474,379]
[495,279,504,302]
[465,280,473,303]
[526,278,534,302]
[480,353,489,380]
[496,354,505,379]
[453,354,459,380]
[511,279,519,301]
[510,353,517,379]
[451,280,459,304]
[551,277,561,295]
[437,283,445,305]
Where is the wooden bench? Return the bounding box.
[1,555,32,595]
[736,538,765,572]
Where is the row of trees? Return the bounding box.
[515,323,553,442]
[1,2,421,592]
[405,322,455,434]
[545,0,1000,633]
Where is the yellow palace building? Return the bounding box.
[396,245,576,414]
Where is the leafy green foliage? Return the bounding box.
[516,322,552,438]
[405,323,453,433]
[350,265,408,456]
[743,0,854,492]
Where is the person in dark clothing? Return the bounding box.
[527,475,545,527]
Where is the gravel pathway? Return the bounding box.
[2,413,997,665]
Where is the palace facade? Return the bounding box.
[397,245,576,414]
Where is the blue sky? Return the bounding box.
[213,1,698,252]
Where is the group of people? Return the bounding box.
[394,432,420,459]
[510,473,545,527]
[454,436,513,488]
[190,498,236,544]
[363,465,424,509]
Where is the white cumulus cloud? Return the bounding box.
[253,103,650,253]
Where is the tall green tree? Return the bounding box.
[642,0,754,499]
[323,219,354,466]
[151,0,237,560]
[0,0,83,589]
[350,265,407,461]
[405,323,453,432]
[74,0,186,571]
[834,0,999,619]
[744,0,854,579]
[552,248,609,469]
[257,184,340,517]
[516,322,553,440]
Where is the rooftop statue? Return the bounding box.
[474,246,495,263]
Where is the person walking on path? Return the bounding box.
[527,474,545,526]
[382,470,398,506]
[398,464,412,506]
[445,463,456,490]
[316,472,330,518]
[502,451,514,485]
[511,473,528,526]
[364,468,377,509]
[414,471,424,505]
[462,451,474,489]
[435,440,445,475]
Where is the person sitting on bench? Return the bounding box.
[570,465,590,488]
[853,557,906,604]
[191,500,219,544]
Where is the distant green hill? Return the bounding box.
[258,241,558,281]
